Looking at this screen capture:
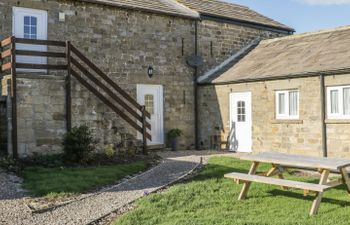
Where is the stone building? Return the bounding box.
[198,26,350,158]
[0,0,292,158]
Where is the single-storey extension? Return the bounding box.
[198,25,350,158]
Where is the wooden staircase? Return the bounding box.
[0,36,151,158]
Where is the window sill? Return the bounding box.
[325,119,350,124]
[271,119,303,124]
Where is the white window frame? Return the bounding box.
[275,90,299,120]
[327,85,350,119]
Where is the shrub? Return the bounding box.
[104,144,115,159]
[167,129,183,139]
[62,125,96,164]
[0,156,18,172]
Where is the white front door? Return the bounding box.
[229,92,252,153]
[137,85,164,145]
[13,7,48,67]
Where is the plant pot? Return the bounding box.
[171,137,178,151]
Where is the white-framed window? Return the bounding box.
[327,85,350,119]
[275,90,299,120]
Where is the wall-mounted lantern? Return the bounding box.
[148,66,154,78]
[59,12,66,22]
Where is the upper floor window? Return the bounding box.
[24,16,37,39]
[327,86,350,119]
[275,90,299,120]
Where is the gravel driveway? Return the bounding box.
[0,151,238,225]
[0,151,235,225]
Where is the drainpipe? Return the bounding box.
[194,20,199,150]
[320,74,327,157]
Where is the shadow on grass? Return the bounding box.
[267,189,350,206]
[193,161,350,213]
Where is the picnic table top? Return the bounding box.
[239,152,350,171]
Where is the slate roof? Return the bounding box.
[177,0,294,32]
[80,0,292,32]
[207,26,350,84]
[80,0,200,19]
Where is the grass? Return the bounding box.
[114,157,350,225]
[22,161,147,198]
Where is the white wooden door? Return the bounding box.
[137,85,164,145]
[13,7,48,68]
[229,92,252,153]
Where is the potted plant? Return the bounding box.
[167,129,183,151]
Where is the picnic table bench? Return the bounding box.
[224,152,350,215]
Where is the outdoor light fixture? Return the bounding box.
[147,66,154,78]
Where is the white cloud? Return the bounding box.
[295,0,350,5]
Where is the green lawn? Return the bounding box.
[22,161,147,198]
[114,157,350,225]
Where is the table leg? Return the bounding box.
[310,169,329,216]
[238,161,259,200]
[266,164,288,190]
[340,167,350,194]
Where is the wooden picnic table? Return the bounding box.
[224,152,350,215]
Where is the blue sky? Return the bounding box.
[227,0,350,33]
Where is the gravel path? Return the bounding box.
[0,152,224,225]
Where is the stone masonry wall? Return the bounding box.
[198,20,286,75]
[0,0,197,156]
[16,75,66,157]
[198,77,323,156]
[324,74,350,158]
[199,74,350,158]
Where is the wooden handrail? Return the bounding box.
[71,69,152,140]
[0,36,152,155]
[1,49,12,59]
[16,63,67,70]
[70,44,151,119]
[1,37,13,48]
[15,38,66,47]
[15,50,66,58]
[70,56,151,130]
[1,62,12,72]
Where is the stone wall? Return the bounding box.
[324,74,350,158]
[16,75,66,156]
[197,19,286,75]
[0,0,290,156]
[199,74,350,158]
[198,77,323,156]
[1,0,197,156]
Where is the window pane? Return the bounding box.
[31,26,37,35]
[24,16,30,25]
[343,88,350,115]
[330,90,339,114]
[144,95,154,114]
[289,91,298,116]
[237,101,246,122]
[31,17,37,25]
[24,26,30,34]
[278,93,285,114]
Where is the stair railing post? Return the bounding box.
[141,106,148,155]
[65,41,72,132]
[10,36,18,159]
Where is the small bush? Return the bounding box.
[104,144,115,159]
[0,156,18,172]
[167,129,183,139]
[62,125,96,164]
